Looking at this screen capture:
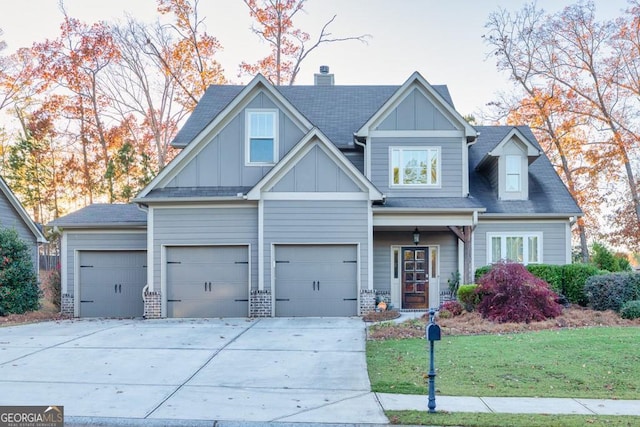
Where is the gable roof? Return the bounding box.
[355,71,477,141]
[0,176,46,243]
[47,204,147,228]
[171,82,455,149]
[137,74,313,199]
[247,127,383,200]
[469,126,582,216]
[475,127,542,170]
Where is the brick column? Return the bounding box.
[61,293,74,316]
[143,290,162,319]
[250,290,272,317]
[359,289,376,315]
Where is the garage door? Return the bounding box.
[275,245,358,317]
[166,246,249,318]
[78,251,147,317]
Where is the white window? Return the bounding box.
[246,109,278,165]
[488,233,542,265]
[505,155,521,192]
[390,147,440,186]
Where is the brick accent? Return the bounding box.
[61,293,74,316]
[143,290,162,319]
[359,289,376,315]
[250,290,272,317]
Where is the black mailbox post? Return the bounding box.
[426,308,441,413]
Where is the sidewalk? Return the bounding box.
[377,393,640,416]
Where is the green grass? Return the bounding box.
[367,327,640,399]
[386,411,640,426]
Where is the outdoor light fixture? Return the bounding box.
[413,227,420,246]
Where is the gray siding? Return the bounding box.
[373,230,458,293]
[474,220,569,269]
[271,144,362,192]
[64,232,147,296]
[370,137,464,197]
[0,195,38,269]
[152,207,258,290]
[167,91,305,188]
[263,200,369,291]
[377,88,457,131]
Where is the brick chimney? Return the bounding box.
[314,65,334,86]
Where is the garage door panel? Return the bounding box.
[275,245,357,317]
[79,251,146,318]
[166,246,249,318]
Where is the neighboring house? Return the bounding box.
[0,176,47,278]
[49,69,582,318]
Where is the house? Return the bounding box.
[0,176,47,278]
[49,69,582,318]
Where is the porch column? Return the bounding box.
[448,225,473,284]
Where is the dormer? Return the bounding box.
[476,128,542,200]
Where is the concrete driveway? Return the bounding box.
[0,317,388,424]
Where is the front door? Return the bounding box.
[402,247,429,309]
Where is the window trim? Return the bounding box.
[505,155,521,192]
[245,109,278,166]
[389,146,441,188]
[486,232,543,265]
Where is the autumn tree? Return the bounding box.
[150,0,226,111]
[485,1,640,251]
[241,0,369,85]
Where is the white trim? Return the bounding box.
[486,232,543,265]
[367,203,374,291]
[462,137,469,196]
[147,207,154,292]
[390,245,401,308]
[389,146,442,188]
[374,213,475,227]
[261,192,370,201]
[258,200,264,291]
[61,233,68,294]
[245,108,279,166]
[369,130,465,138]
[478,217,574,223]
[61,229,146,235]
[365,136,372,179]
[150,203,256,210]
[565,222,572,264]
[457,239,464,285]
[505,154,522,193]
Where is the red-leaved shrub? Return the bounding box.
[476,261,563,323]
[439,300,463,317]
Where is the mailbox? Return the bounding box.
[426,323,441,341]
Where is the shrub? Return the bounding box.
[591,242,631,272]
[620,300,640,320]
[439,300,463,318]
[561,263,601,306]
[457,284,480,312]
[474,265,492,281]
[584,272,640,312]
[526,264,563,294]
[0,228,40,315]
[447,271,460,296]
[42,269,61,310]
[476,261,562,323]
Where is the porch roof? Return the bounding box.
[376,197,485,211]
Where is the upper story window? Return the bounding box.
[505,155,521,192]
[246,109,278,165]
[390,147,440,186]
[488,232,542,265]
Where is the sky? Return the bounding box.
[0,0,631,117]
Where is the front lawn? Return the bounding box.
[367,327,640,399]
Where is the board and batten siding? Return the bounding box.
[373,230,458,293]
[474,220,570,269]
[370,137,464,197]
[167,92,305,189]
[262,200,369,291]
[152,206,258,291]
[63,232,147,296]
[376,88,457,131]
